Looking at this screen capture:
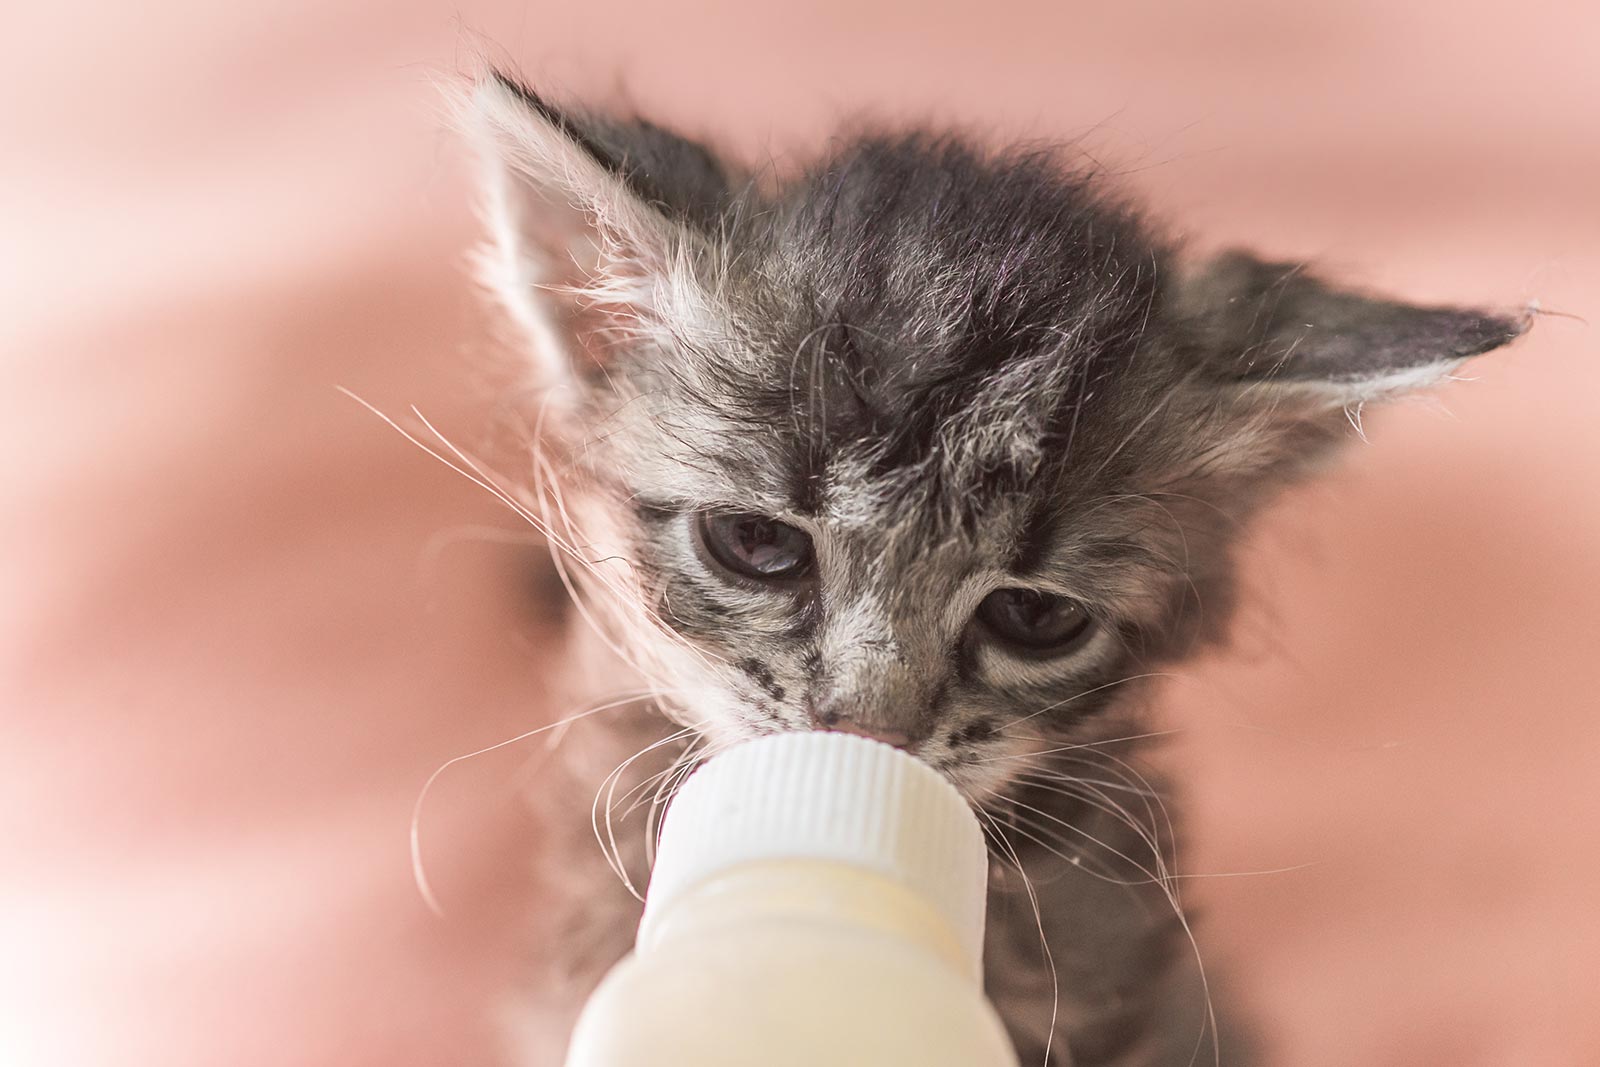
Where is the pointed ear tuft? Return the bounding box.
[484,70,618,170]
[1174,250,1530,404]
[460,71,731,385]
[465,70,682,274]
[480,71,731,227]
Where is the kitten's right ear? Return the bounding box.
[462,71,730,385]
[1171,250,1529,406]
[1162,249,1529,489]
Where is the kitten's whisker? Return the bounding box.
[533,479,660,674]
[1164,862,1320,882]
[1002,797,1166,888]
[339,389,664,681]
[1007,752,1176,894]
[966,791,1061,1067]
[409,689,662,919]
[620,739,704,825]
[638,740,700,826]
[528,435,729,678]
[338,389,559,543]
[403,401,592,574]
[1000,672,1175,732]
[1012,754,1165,831]
[1003,783,1217,1066]
[646,735,733,867]
[1014,767,1158,802]
[1081,749,1180,895]
[984,809,1144,900]
[597,728,699,888]
[617,739,701,820]
[523,428,682,679]
[1019,749,1177,894]
[1010,768,1168,868]
[1012,784,1170,894]
[611,734,709,876]
[982,725,1183,762]
[593,726,698,901]
[413,389,715,695]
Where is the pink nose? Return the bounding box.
[815,716,916,750]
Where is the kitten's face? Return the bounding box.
[567,159,1207,797]
[469,74,1524,795]
[603,477,1183,799]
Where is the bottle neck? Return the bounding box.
[638,859,983,982]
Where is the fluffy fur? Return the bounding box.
[464,70,1527,1066]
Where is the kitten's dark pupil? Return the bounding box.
[702,513,812,580]
[977,588,1091,650]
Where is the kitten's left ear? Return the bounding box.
[1173,250,1530,406]
[463,71,731,385]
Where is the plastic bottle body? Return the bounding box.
[564,860,1019,1067]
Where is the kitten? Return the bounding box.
[463,71,1526,1066]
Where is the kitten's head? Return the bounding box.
[468,73,1525,797]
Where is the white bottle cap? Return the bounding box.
[641,731,989,970]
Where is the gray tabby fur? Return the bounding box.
[464,71,1527,1066]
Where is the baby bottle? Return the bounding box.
[563,729,1020,1066]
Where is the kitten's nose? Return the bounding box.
[825,718,915,749]
[809,705,918,750]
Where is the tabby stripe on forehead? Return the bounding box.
[790,455,826,515]
[1009,502,1059,578]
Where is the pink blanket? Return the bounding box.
[6,3,1598,1064]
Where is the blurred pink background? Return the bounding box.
[5,2,1598,1064]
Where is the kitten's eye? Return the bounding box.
[697,512,813,581]
[975,588,1093,652]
